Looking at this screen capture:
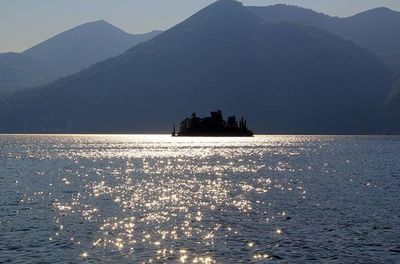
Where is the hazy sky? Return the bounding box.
[1,0,400,53]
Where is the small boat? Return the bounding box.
[172,125,176,137]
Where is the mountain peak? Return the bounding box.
[87,19,118,28]
[215,0,242,6]
[71,20,126,34]
[367,7,395,13]
[22,18,160,78]
[167,0,259,33]
[202,0,245,13]
[95,19,108,24]
[351,7,400,18]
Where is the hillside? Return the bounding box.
[0,0,392,134]
[23,20,161,77]
[0,21,160,94]
[0,52,55,94]
[248,5,400,57]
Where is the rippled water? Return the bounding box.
[1,135,400,263]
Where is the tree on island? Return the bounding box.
[176,110,253,137]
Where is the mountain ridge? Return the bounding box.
[0,52,57,95]
[22,20,162,77]
[0,0,393,134]
[0,20,161,95]
[248,4,400,57]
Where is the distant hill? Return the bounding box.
[341,8,400,57]
[0,52,55,94]
[384,52,400,78]
[248,4,400,129]
[383,81,400,132]
[0,0,393,134]
[23,20,161,77]
[248,4,340,31]
[248,5,400,57]
[0,21,160,94]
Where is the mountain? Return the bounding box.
[383,52,400,78]
[383,81,400,132]
[0,52,56,94]
[341,8,400,57]
[248,4,340,31]
[23,20,161,77]
[0,0,393,134]
[248,4,400,129]
[248,5,400,57]
[0,21,160,95]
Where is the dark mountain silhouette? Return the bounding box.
[23,20,161,77]
[342,8,400,57]
[248,4,340,30]
[0,0,393,134]
[383,81,400,132]
[384,53,400,79]
[0,52,56,94]
[0,21,160,94]
[249,4,400,126]
[248,5,400,57]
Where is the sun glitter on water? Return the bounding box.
[42,135,307,262]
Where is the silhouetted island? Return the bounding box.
[173,110,254,137]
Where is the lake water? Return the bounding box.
[1,135,400,263]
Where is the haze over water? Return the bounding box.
[1,135,400,263]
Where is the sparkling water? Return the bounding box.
[1,135,399,263]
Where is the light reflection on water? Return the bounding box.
[1,135,400,263]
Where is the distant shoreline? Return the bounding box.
[1,133,400,136]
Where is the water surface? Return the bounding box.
[1,135,400,263]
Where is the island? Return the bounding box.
[173,110,254,137]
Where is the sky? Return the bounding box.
[1,0,400,53]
